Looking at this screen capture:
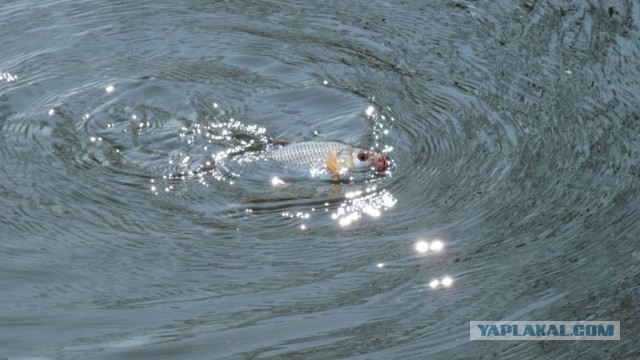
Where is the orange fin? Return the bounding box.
[326,150,340,175]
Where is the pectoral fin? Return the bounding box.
[326,150,340,175]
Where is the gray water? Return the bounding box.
[1,1,639,359]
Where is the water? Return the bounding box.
[1,1,638,359]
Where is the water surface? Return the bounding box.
[1,1,639,359]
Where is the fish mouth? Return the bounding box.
[372,155,388,172]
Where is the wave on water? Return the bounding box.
[147,101,398,231]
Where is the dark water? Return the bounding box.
[1,1,639,359]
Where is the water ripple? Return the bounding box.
[1,1,639,359]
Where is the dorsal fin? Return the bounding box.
[326,150,340,175]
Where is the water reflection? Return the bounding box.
[0,70,18,82]
[415,238,445,254]
[1,0,635,357]
[271,176,286,187]
[430,240,444,251]
[416,240,429,253]
[159,111,270,187]
[331,188,396,227]
[416,238,452,290]
[148,102,396,228]
[429,276,454,289]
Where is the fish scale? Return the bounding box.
[267,141,349,167]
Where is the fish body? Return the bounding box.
[267,141,387,175]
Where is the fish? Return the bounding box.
[266,140,388,176]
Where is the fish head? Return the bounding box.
[343,148,388,173]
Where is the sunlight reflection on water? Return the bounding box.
[1,0,638,358]
[147,102,396,229]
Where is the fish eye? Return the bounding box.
[357,151,369,161]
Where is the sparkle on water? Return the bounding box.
[0,2,635,358]
[158,111,271,186]
[332,187,396,227]
[429,276,453,289]
[430,240,444,251]
[271,176,285,187]
[415,239,445,254]
[0,70,18,82]
[151,102,395,228]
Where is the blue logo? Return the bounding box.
[470,321,620,340]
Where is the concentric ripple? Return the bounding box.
[1,1,638,359]
[145,99,397,232]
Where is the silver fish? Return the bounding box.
[267,141,388,175]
